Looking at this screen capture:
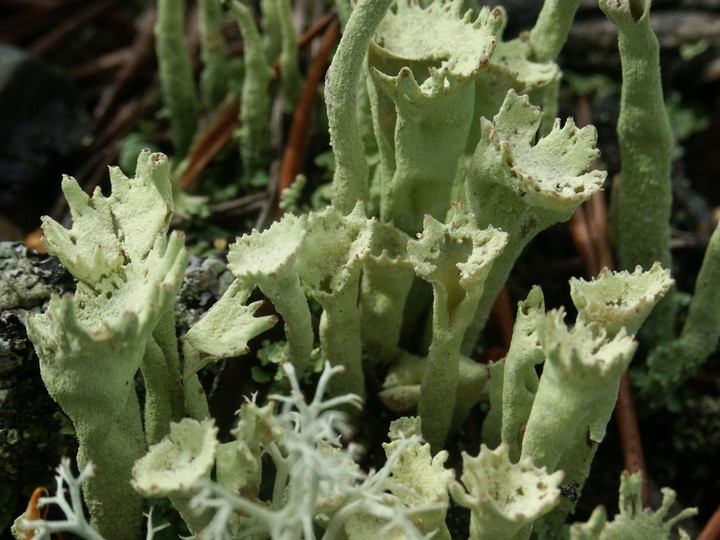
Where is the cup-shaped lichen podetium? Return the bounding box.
[570,263,673,338]
[523,309,638,536]
[407,207,507,450]
[360,219,415,366]
[379,428,454,538]
[450,443,563,540]
[367,0,504,235]
[26,151,188,540]
[520,310,637,473]
[132,418,219,535]
[464,89,605,350]
[40,149,174,286]
[295,203,373,398]
[28,235,188,540]
[471,34,561,144]
[371,0,503,80]
[226,213,313,376]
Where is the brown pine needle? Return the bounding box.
[180,99,242,190]
[491,286,514,350]
[697,503,720,540]
[298,12,336,49]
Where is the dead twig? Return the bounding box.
[180,99,242,190]
[298,12,335,49]
[697,503,720,540]
[490,286,514,350]
[69,47,134,79]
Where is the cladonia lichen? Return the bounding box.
[14,1,707,538]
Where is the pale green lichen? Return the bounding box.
[463,89,605,351]
[227,214,314,375]
[41,150,174,285]
[371,0,502,79]
[295,203,374,397]
[519,310,638,536]
[370,417,453,539]
[229,0,275,187]
[184,278,277,373]
[273,0,301,111]
[326,0,394,214]
[360,220,415,365]
[482,286,545,461]
[520,310,637,470]
[644,221,720,399]
[472,34,561,127]
[601,0,676,345]
[407,207,507,450]
[198,0,230,109]
[451,443,563,540]
[132,418,218,534]
[570,263,673,338]
[26,151,190,540]
[155,0,200,157]
[570,471,697,540]
[368,2,504,234]
[16,0,711,537]
[132,418,218,496]
[528,0,581,62]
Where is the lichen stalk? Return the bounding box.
[644,221,720,396]
[528,0,581,62]
[77,395,146,540]
[257,269,314,375]
[519,313,637,473]
[602,0,676,343]
[230,0,275,185]
[496,287,545,463]
[360,220,414,365]
[417,300,466,452]
[408,212,508,451]
[198,0,230,109]
[151,304,186,418]
[141,338,178,445]
[155,0,200,157]
[275,0,301,112]
[317,280,365,399]
[326,0,393,214]
[360,254,415,365]
[375,68,477,235]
